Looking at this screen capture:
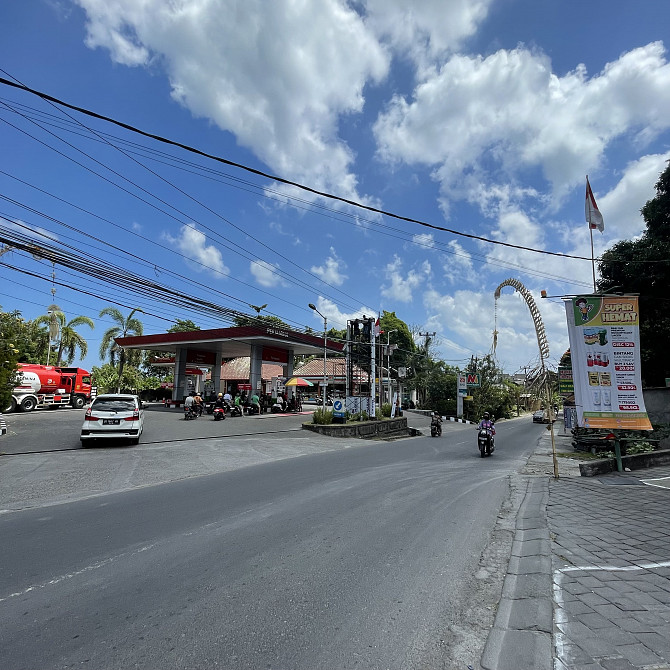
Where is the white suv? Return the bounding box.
[80,394,145,446]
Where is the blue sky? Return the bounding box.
[1,0,669,376]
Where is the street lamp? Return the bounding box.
[308,303,327,412]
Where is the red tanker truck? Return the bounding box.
[7,364,94,412]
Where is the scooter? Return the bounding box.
[213,406,226,421]
[430,414,442,437]
[477,427,495,457]
[228,403,243,417]
[184,405,199,420]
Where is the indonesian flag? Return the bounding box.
[374,317,383,338]
[585,176,604,233]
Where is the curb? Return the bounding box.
[481,478,553,670]
[0,418,6,437]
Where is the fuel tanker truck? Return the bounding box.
[7,363,94,412]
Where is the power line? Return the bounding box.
[0,76,599,262]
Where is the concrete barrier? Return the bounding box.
[578,448,670,476]
[302,417,409,439]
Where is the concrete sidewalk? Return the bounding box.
[483,428,670,670]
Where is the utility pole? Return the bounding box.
[417,332,435,405]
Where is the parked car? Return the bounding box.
[80,394,145,446]
[532,409,556,424]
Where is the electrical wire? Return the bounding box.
[0,76,600,262]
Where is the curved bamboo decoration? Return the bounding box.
[494,278,549,362]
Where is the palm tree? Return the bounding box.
[56,315,94,365]
[99,307,144,392]
[34,304,63,365]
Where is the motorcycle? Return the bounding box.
[430,414,442,437]
[213,406,226,421]
[229,403,243,417]
[184,405,199,420]
[477,427,495,457]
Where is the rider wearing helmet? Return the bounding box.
[213,392,225,409]
[478,412,495,434]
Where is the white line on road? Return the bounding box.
[0,543,157,604]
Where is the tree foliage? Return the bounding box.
[597,162,670,386]
[99,307,144,392]
[0,309,23,412]
[464,354,518,420]
[35,308,94,366]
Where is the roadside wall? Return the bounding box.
[643,387,670,425]
[303,417,408,438]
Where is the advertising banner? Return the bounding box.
[564,295,651,430]
[558,365,574,396]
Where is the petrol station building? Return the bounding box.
[115,324,344,400]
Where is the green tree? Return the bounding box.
[598,163,670,386]
[0,309,22,412]
[99,307,144,392]
[233,314,291,328]
[33,304,63,365]
[425,361,459,416]
[36,310,94,366]
[466,354,516,420]
[142,319,200,380]
[92,363,147,395]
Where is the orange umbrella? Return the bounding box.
[285,377,314,387]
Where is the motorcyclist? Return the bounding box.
[213,392,226,409]
[193,391,204,416]
[477,412,496,447]
[430,411,442,436]
[250,392,261,414]
[184,392,196,418]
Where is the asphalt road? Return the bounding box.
[1,412,546,669]
[0,403,314,454]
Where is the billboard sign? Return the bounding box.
[466,373,481,387]
[558,365,574,396]
[564,295,651,430]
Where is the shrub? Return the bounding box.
[380,402,392,418]
[312,408,334,425]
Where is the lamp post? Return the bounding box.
[386,329,397,404]
[309,303,327,412]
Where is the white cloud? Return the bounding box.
[76,0,389,202]
[310,247,348,286]
[380,256,432,302]
[411,232,435,249]
[307,296,376,332]
[364,0,492,68]
[597,152,670,239]
[374,42,670,209]
[163,224,229,275]
[441,240,474,284]
[250,259,287,288]
[423,286,570,373]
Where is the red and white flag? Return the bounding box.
[374,317,383,338]
[585,176,604,233]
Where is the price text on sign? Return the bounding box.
[612,342,635,347]
[618,385,637,391]
[615,366,635,371]
[619,404,640,410]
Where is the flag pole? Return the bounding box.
[590,224,596,292]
